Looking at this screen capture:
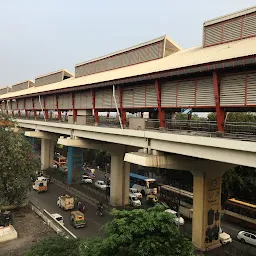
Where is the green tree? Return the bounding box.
[0,117,40,206]
[25,235,84,256]
[82,205,195,256]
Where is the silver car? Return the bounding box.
[237,231,256,246]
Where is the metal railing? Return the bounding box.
[4,113,256,141]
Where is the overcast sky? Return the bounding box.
[0,0,255,87]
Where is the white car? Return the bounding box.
[219,227,232,244]
[129,188,142,199]
[237,231,256,246]
[51,213,64,225]
[82,175,92,184]
[94,180,108,190]
[129,194,141,207]
[165,209,185,226]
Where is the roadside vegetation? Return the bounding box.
[25,205,196,256]
[0,116,40,208]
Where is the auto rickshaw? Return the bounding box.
[70,211,86,228]
[146,194,158,206]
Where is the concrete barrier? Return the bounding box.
[30,201,76,239]
[0,225,18,243]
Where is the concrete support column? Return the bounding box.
[41,139,55,170]
[110,154,130,207]
[67,146,83,185]
[192,170,224,251]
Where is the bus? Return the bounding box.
[159,185,193,219]
[130,173,158,195]
[223,198,256,229]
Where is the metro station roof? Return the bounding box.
[75,35,181,67]
[1,36,256,99]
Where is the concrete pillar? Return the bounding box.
[67,146,83,185]
[41,139,54,170]
[192,170,224,251]
[110,154,130,207]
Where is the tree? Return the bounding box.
[0,117,40,206]
[81,205,195,256]
[25,235,84,256]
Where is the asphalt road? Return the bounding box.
[36,169,256,255]
[29,182,111,238]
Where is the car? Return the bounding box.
[237,231,256,246]
[82,175,92,184]
[164,209,185,226]
[129,188,142,199]
[51,213,64,225]
[219,227,232,244]
[129,194,141,207]
[94,180,108,190]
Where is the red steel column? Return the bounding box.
[71,92,77,123]
[118,86,126,127]
[25,99,29,119]
[43,97,48,120]
[17,100,20,118]
[155,79,165,128]
[213,71,225,132]
[91,89,99,125]
[56,95,61,121]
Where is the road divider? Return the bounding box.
[29,199,77,239]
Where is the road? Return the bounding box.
[29,182,111,238]
[36,169,256,255]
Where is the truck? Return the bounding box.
[57,195,74,210]
[32,179,47,193]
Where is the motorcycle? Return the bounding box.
[96,207,103,216]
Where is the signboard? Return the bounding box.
[204,177,222,249]
[67,147,83,185]
[181,108,192,115]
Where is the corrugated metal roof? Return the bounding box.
[11,79,34,87]
[75,35,181,67]
[204,5,256,27]
[1,36,256,100]
[35,69,74,79]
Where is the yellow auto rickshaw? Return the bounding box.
[146,194,158,205]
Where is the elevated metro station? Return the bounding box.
[1,5,256,252]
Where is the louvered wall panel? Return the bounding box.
[12,81,30,92]
[25,98,33,109]
[58,94,72,109]
[102,89,112,109]
[133,86,145,107]
[128,50,139,65]
[123,88,134,108]
[145,84,157,107]
[243,14,256,37]
[1,102,6,110]
[246,72,256,105]
[11,101,17,110]
[196,78,215,106]
[111,89,119,108]
[74,91,92,109]
[35,72,63,87]
[149,43,159,59]
[95,91,103,108]
[223,19,242,42]
[18,99,24,109]
[122,53,129,67]
[140,46,150,62]
[33,98,41,109]
[204,24,222,46]
[220,74,245,106]
[45,95,56,109]
[161,81,177,107]
[177,80,195,106]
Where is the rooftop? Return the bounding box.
[204,5,256,26]
[1,36,255,100]
[75,35,181,67]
